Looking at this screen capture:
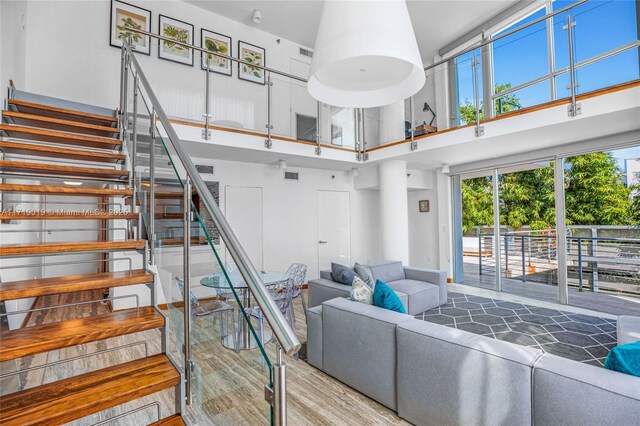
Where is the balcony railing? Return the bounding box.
[121,0,639,160]
[467,226,640,296]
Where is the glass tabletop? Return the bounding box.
[200,268,289,289]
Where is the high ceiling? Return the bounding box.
[185,0,524,64]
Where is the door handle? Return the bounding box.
[318,240,327,244]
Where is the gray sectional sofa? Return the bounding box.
[307,297,640,426]
[308,261,447,315]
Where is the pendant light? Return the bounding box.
[308,0,425,108]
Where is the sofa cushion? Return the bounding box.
[397,319,542,426]
[322,297,412,411]
[533,353,640,425]
[350,276,374,305]
[604,340,640,377]
[618,315,640,346]
[374,280,407,314]
[331,262,356,286]
[354,262,375,288]
[387,279,440,315]
[369,261,405,283]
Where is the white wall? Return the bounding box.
[408,187,440,269]
[0,0,27,90]
[193,157,382,281]
[14,0,314,139]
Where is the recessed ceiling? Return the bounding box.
[185,0,523,64]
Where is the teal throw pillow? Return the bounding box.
[373,279,406,314]
[604,340,640,377]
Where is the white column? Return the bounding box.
[379,160,409,264]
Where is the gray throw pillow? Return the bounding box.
[354,262,374,288]
[331,262,356,286]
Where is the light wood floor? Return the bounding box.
[4,289,409,426]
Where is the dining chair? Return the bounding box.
[176,277,237,350]
[285,263,308,324]
[244,263,307,348]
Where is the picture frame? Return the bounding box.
[158,14,194,66]
[419,200,430,213]
[109,0,151,55]
[238,41,266,85]
[201,29,232,76]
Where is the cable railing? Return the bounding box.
[469,227,640,296]
[120,36,300,425]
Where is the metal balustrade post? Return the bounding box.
[564,13,581,117]
[265,72,273,149]
[478,231,483,275]
[315,101,322,156]
[521,235,526,282]
[577,237,583,291]
[504,235,509,272]
[591,228,599,292]
[203,56,212,140]
[410,96,417,151]
[149,108,156,265]
[361,108,368,161]
[131,73,139,203]
[472,51,484,137]
[183,176,193,406]
[272,345,288,426]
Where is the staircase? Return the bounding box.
[0,93,184,425]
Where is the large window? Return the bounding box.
[450,0,640,122]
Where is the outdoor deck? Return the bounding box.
[462,261,640,316]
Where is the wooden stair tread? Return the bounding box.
[0,140,125,163]
[0,183,132,197]
[0,159,129,179]
[150,414,186,425]
[0,354,179,426]
[0,210,138,220]
[0,240,145,257]
[0,269,152,301]
[0,124,121,149]
[8,98,117,127]
[0,307,163,362]
[2,110,119,137]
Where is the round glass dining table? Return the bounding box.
[200,267,289,350]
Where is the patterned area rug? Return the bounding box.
[419,292,617,366]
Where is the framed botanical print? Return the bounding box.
[238,41,265,85]
[201,29,232,76]
[110,0,151,55]
[158,15,194,66]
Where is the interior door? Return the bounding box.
[225,186,264,270]
[317,190,351,271]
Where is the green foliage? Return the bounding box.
[459,83,521,125]
[162,25,189,51]
[630,172,640,223]
[462,153,635,232]
[116,17,143,43]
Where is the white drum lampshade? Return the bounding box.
[308,0,425,108]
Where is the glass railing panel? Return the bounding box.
[492,6,549,90]
[554,0,639,69]
[556,48,640,99]
[328,106,356,148]
[271,72,318,142]
[494,79,551,114]
[423,62,449,131]
[132,69,276,423]
[186,202,274,424]
[454,50,481,126]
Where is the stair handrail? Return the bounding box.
[123,41,301,357]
